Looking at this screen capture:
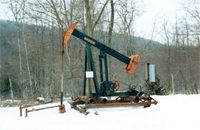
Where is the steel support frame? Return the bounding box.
[83,45,99,96]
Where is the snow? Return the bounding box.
[2,99,21,104]
[0,99,21,107]
[0,94,200,130]
[37,97,45,102]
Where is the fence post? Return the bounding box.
[25,109,28,117]
[20,106,22,117]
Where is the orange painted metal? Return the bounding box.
[63,22,78,46]
[125,55,140,73]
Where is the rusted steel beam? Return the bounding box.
[85,102,152,109]
[72,105,90,115]
[21,100,54,109]
[25,105,59,117]
[29,105,59,112]
[20,99,54,117]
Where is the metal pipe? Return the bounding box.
[147,63,150,99]
[59,20,65,113]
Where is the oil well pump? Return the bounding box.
[64,23,157,114]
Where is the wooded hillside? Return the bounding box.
[0,19,162,99]
[0,0,200,100]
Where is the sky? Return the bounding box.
[134,0,186,43]
[0,0,10,20]
[0,0,187,43]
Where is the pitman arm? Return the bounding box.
[63,22,140,73]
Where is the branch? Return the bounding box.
[92,0,109,30]
[139,19,156,55]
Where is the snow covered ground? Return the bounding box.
[0,94,200,130]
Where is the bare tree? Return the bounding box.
[182,0,200,94]
[9,0,24,98]
[21,0,34,97]
[9,76,14,102]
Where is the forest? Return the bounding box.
[0,0,200,100]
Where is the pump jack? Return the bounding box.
[64,22,157,114]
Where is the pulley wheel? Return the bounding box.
[112,80,120,92]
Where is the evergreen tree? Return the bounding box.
[144,70,168,95]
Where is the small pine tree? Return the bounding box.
[144,70,168,95]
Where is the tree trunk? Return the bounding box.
[171,73,175,94]
[84,0,94,96]
[84,0,93,37]
[10,0,24,99]
[9,76,14,103]
[108,0,114,80]
[22,1,33,97]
